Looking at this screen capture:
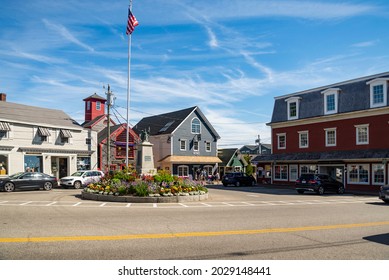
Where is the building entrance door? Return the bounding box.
[59,158,68,179]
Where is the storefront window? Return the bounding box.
[24,155,43,172]
[178,165,189,177]
[348,164,369,184]
[0,155,8,175]
[372,164,385,185]
[77,157,91,171]
[274,165,288,180]
[300,165,317,174]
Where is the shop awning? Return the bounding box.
[0,121,11,131]
[37,127,51,136]
[60,129,73,138]
[159,155,222,164]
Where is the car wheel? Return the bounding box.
[317,186,324,195]
[383,199,389,204]
[235,181,240,187]
[222,183,228,187]
[297,190,304,194]
[337,186,345,194]
[4,182,15,192]
[43,182,53,191]
[74,181,82,189]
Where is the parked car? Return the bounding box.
[295,173,345,195]
[222,172,256,187]
[378,185,389,204]
[0,172,57,192]
[59,170,104,189]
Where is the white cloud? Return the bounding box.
[42,19,95,52]
[351,40,379,48]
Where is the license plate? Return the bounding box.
[302,180,306,184]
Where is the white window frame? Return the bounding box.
[289,165,298,181]
[96,101,101,111]
[300,165,317,174]
[372,163,385,185]
[191,118,201,134]
[177,165,189,177]
[277,133,286,150]
[367,78,388,108]
[87,101,91,111]
[355,124,369,145]
[321,88,340,115]
[324,128,337,147]
[180,139,187,151]
[205,141,211,152]
[193,140,199,151]
[274,165,288,181]
[348,164,369,185]
[285,97,301,120]
[298,131,309,148]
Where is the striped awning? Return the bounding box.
[0,122,11,131]
[60,129,72,138]
[37,127,51,136]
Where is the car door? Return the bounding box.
[18,173,38,189]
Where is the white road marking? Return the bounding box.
[20,201,32,205]
[72,202,82,207]
[45,202,57,206]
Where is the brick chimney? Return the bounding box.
[0,93,6,102]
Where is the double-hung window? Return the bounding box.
[298,131,309,148]
[285,97,301,120]
[277,133,286,150]
[322,88,340,115]
[367,78,388,108]
[355,124,369,145]
[180,139,187,151]
[324,128,337,147]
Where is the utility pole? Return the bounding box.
[255,134,261,155]
[105,84,114,172]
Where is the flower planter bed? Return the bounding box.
[81,191,208,203]
[81,169,209,203]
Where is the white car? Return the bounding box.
[59,170,104,189]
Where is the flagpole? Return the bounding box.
[125,0,133,169]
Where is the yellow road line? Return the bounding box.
[1,221,389,243]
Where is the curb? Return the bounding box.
[81,192,209,203]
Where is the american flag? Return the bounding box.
[126,8,139,35]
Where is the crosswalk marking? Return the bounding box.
[0,197,379,209]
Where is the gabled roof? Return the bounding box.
[270,71,389,124]
[83,93,106,102]
[82,114,106,128]
[0,101,82,130]
[218,148,238,165]
[98,124,138,144]
[133,106,220,139]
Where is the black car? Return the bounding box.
[295,173,345,195]
[378,185,389,204]
[222,172,256,187]
[0,172,57,192]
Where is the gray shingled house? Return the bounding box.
[133,106,221,178]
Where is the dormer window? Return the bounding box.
[367,78,388,108]
[321,88,340,115]
[285,97,301,120]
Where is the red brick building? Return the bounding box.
[253,72,389,193]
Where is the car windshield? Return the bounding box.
[70,171,85,177]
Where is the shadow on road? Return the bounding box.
[363,233,389,246]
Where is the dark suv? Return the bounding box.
[295,173,345,195]
[222,172,256,187]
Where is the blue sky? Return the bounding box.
[1,0,389,147]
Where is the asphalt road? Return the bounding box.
[0,185,388,260]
